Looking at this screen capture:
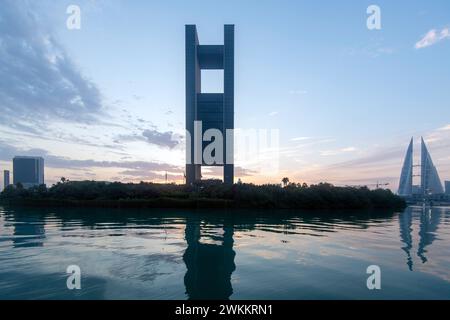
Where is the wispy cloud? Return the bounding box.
[0,1,184,157]
[343,40,396,58]
[289,90,307,95]
[0,139,259,184]
[311,127,450,190]
[142,129,179,149]
[320,147,357,156]
[415,27,450,49]
[115,129,180,149]
[0,140,176,170]
[438,124,450,131]
[0,0,105,133]
[201,166,258,179]
[291,137,311,142]
[268,111,279,117]
[0,140,181,183]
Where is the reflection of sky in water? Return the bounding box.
[0,206,449,300]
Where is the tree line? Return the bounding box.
[0,178,406,210]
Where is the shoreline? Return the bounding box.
[0,197,407,211]
[0,181,408,211]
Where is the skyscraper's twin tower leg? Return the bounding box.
[185,25,234,185]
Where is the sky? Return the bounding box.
[0,0,449,191]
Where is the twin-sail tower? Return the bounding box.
[398,137,444,197]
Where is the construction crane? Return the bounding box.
[364,181,390,189]
[345,182,390,189]
[374,182,390,189]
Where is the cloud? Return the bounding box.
[0,0,103,132]
[0,140,182,181]
[197,166,258,179]
[326,147,403,169]
[320,147,357,156]
[376,47,394,55]
[142,129,179,149]
[289,90,307,95]
[291,137,311,142]
[268,111,279,117]
[316,127,450,190]
[438,124,450,131]
[0,139,261,184]
[119,170,164,179]
[116,129,180,149]
[343,42,395,58]
[235,167,258,177]
[415,27,450,49]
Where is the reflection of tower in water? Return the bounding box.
[183,217,236,300]
[417,208,441,263]
[11,214,46,248]
[399,207,442,270]
[399,208,413,271]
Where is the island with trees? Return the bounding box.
[0,177,406,211]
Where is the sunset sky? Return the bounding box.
[1,0,449,190]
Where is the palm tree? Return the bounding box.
[282,177,290,187]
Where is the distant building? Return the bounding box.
[13,156,44,188]
[3,170,10,190]
[398,137,444,196]
[446,181,450,195]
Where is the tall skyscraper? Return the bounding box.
[398,138,413,196]
[185,25,235,185]
[3,170,10,190]
[13,156,44,188]
[445,181,450,195]
[420,137,444,195]
[398,137,444,196]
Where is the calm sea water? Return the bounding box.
[0,205,449,300]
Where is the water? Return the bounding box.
[0,205,449,300]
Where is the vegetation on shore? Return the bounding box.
[0,178,406,210]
